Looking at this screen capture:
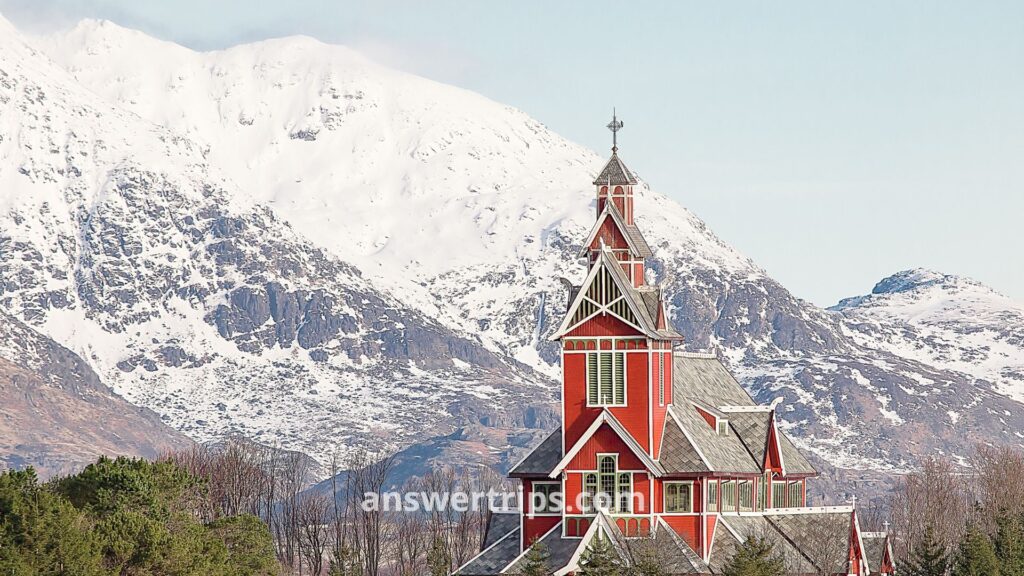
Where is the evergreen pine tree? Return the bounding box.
[996,514,1024,576]
[906,524,949,576]
[952,523,999,576]
[721,534,785,576]
[518,540,552,576]
[578,533,624,576]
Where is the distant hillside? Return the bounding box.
[0,309,191,476]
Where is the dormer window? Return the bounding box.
[718,419,729,435]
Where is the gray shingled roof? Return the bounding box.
[654,518,712,574]
[593,153,638,185]
[659,412,710,473]
[672,356,757,407]
[455,526,521,575]
[765,511,855,574]
[669,355,815,476]
[623,223,654,258]
[707,520,741,574]
[863,534,886,574]
[723,515,820,574]
[482,512,520,549]
[728,411,771,468]
[509,428,562,477]
[777,429,816,475]
[503,522,583,573]
[667,405,761,474]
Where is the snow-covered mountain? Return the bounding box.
[0,15,553,467]
[833,269,1024,405]
[2,15,1023,480]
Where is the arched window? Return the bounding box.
[589,455,632,513]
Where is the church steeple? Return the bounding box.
[594,110,639,224]
[584,112,650,286]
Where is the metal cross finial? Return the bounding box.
[606,108,624,153]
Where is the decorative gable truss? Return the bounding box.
[551,249,660,340]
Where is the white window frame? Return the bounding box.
[587,453,633,514]
[663,481,694,514]
[530,481,562,515]
[586,351,627,407]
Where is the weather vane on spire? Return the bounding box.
[607,108,624,153]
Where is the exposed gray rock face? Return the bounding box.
[2,16,1022,496]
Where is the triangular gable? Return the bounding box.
[552,512,625,576]
[550,410,663,478]
[576,202,647,259]
[765,411,786,475]
[550,249,659,340]
[850,509,867,576]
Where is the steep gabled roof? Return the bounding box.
[508,427,562,477]
[550,410,665,478]
[654,517,711,574]
[719,514,819,574]
[672,354,757,407]
[729,410,773,470]
[765,508,860,575]
[593,152,638,186]
[454,524,521,575]
[658,410,712,473]
[551,248,679,340]
[669,353,817,476]
[576,201,653,259]
[777,426,816,475]
[862,531,895,574]
[481,513,520,549]
[665,404,761,474]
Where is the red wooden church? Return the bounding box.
[456,115,889,576]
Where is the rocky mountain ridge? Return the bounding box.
[0,14,1021,482]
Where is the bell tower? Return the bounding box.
[595,109,638,224]
[583,111,650,287]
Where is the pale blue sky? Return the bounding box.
[4,0,1022,305]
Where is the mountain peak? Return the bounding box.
[871,268,948,295]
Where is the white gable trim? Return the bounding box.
[553,512,622,576]
[549,410,663,479]
[666,405,715,472]
[767,411,787,476]
[497,522,561,574]
[576,202,644,259]
[550,249,658,340]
